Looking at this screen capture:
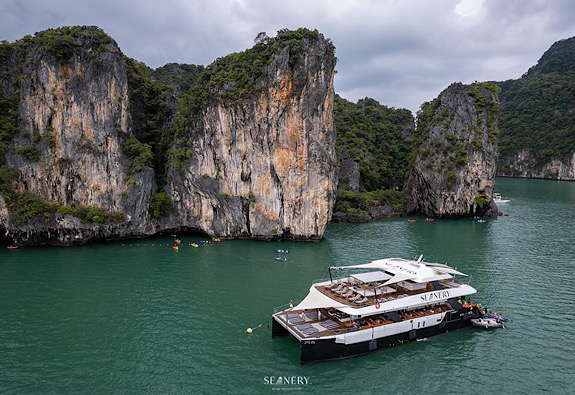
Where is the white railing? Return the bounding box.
[311,276,332,285]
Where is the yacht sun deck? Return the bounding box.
[276,303,453,339]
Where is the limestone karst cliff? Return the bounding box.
[409,82,500,217]
[0,27,156,245]
[0,26,337,245]
[163,29,337,240]
[497,149,575,180]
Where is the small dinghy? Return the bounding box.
[471,317,505,329]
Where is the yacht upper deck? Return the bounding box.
[287,256,476,316]
[315,276,463,309]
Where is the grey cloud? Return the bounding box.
[2,0,575,113]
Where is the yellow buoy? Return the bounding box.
[246,328,253,333]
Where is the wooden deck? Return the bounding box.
[315,282,431,308]
[278,304,451,339]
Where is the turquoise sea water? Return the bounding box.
[1,178,574,394]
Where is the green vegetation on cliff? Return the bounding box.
[0,94,19,164]
[334,189,407,217]
[34,26,113,62]
[123,135,153,172]
[467,82,500,143]
[412,83,499,189]
[152,63,204,96]
[175,28,335,135]
[124,56,172,186]
[149,192,174,219]
[333,95,413,215]
[15,146,42,161]
[0,37,31,165]
[497,37,575,166]
[0,178,123,226]
[335,95,413,190]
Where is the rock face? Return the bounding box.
[0,26,337,245]
[0,27,155,244]
[497,149,575,180]
[410,83,500,217]
[336,148,361,192]
[165,36,337,240]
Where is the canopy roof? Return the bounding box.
[285,257,471,315]
[331,257,466,284]
[289,283,478,316]
[293,285,348,311]
[350,271,392,284]
[380,271,415,287]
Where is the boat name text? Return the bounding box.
[264,376,310,386]
[420,290,450,302]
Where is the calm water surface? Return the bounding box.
[1,178,574,394]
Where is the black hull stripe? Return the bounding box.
[274,310,475,364]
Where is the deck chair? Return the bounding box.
[349,293,361,302]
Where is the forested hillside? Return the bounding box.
[333,95,414,219]
[497,37,575,174]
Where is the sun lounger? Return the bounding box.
[349,293,361,302]
[304,310,318,320]
[287,313,304,324]
[300,327,319,336]
[319,320,339,330]
[355,297,368,305]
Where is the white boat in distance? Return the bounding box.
[493,193,510,204]
[272,255,483,364]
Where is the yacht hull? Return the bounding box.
[277,309,477,364]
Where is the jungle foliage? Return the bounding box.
[124,56,172,184]
[333,95,413,215]
[334,95,414,191]
[334,189,407,216]
[496,36,575,165]
[1,184,123,226]
[34,26,113,62]
[151,63,205,96]
[149,192,174,219]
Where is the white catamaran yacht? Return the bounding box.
[272,256,483,364]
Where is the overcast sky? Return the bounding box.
[2,0,575,114]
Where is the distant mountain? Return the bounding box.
[496,37,575,179]
[151,63,204,98]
